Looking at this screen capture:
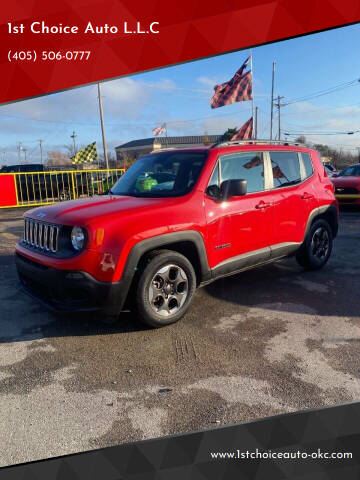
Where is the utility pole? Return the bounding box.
[17,142,22,164]
[70,131,77,156]
[357,147,360,162]
[2,151,6,165]
[23,148,27,163]
[255,106,258,140]
[274,95,285,140]
[97,82,109,170]
[270,62,275,142]
[38,139,44,164]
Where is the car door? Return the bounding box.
[204,150,274,273]
[268,150,318,256]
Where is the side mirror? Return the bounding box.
[220,179,247,200]
[205,184,221,198]
[332,173,338,178]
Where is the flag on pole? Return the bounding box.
[71,142,97,165]
[210,56,252,109]
[152,124,166,136]
[231,117,253,141]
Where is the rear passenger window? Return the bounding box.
[270,152,301,188]
[220,152,264,193]
[301,153,314,178]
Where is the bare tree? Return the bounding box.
[47,151,72,167]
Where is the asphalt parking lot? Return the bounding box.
[0,206,359,467]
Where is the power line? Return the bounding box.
[284,129,360,136]
[281,78,360,106]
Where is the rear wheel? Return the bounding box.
[135,250,196,328]
[296,219,333,270]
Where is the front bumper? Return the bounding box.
[15,252,127,316]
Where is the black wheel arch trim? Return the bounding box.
[119,230,211,308]
[303,203,338,241]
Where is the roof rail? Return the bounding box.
[149,145,210,153]
[149,147,178,153]
[211,139,304,148]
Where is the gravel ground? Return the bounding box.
[0,206,359,467]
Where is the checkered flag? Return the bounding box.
[211,56,252,109]
[71,142,98,165]
[231,117,253,141]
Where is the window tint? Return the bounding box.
[301,153,314,178]
[110,152,207,197]
[270,151,301,188]
[340,165,360,176]
[220,152,264,193]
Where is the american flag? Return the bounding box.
[231,117,253,141]
[211,56,252,109]
[152,124,166,136]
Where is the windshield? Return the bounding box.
[339,165,360,176]
[110,151,208,197]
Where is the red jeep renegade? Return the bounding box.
[15,141,338,328]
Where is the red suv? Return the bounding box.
[15,141,338,327]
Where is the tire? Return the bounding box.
[135,249,196,328]
[296,219,333,270]
[100,315,119,325]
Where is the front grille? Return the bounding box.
[23,218,60,253]
[335,187,359,194]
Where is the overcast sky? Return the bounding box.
[1,23,360,165]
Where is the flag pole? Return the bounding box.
[250,49,255,139]
[270,62,275,142]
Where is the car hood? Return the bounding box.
[331,176,360,188]
[25,195,180,225]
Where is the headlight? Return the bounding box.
[71,226,86,251]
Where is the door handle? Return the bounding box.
[255,201,272,209]
[301,192,314,200]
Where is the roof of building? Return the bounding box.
[116,135,222,149]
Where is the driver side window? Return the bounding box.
[220,152,265,193]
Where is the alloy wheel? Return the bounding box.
[311,227,330,260]
[149,264,188,316]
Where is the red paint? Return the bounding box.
[0,174,17,207]
[16,144,337,284]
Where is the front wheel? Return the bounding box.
[296,219,333,270]
[135,250,196,328]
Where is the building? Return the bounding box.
[320,156,332,164]
[115,135,222,163]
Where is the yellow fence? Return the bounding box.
[0,168,125,208]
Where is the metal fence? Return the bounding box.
[0,168,125,208]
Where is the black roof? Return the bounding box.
[116,135,222,149]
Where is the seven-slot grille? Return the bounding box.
[23,218,60,253]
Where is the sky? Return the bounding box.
[1,22,360,165]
